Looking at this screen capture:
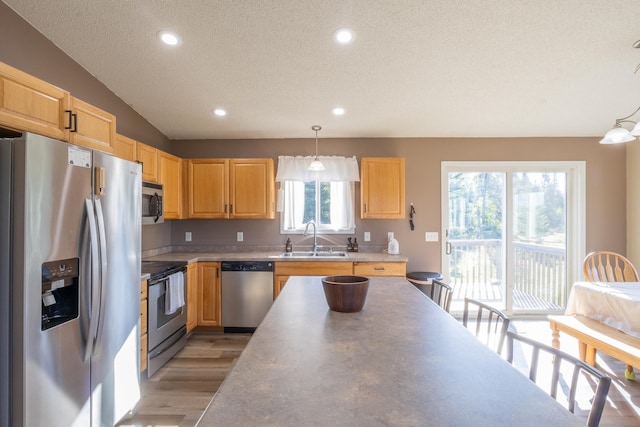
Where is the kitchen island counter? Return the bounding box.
[196,276,583,427]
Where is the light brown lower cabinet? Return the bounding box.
[186,263,198,332]
[273,261,407,298]
[140,280,148,374]
[197,262,221,327]
[273,262,353,299]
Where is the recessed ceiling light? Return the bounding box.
[332,107,345,116]
[333,28,355,45]
[213,108,227,117]
[157,30,181,46]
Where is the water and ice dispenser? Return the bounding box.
[41,258,79,331]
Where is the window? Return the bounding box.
[276,156,359,234]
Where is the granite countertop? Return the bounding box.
[143,250,408,264]
[196,276,583,427]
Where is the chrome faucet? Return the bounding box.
[304,220,318,253]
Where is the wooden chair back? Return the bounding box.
[506,331,611,427]
[583,251,638,282]
[430,279,453,313]
[462,298,510,354]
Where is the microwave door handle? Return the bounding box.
[153,192,162,223]
[91,198,108,357]
[83,199,100,361]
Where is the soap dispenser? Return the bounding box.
[285,238,293,253]
[353,238,359,252]
[387,236,399,255]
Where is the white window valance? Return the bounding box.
[275,156,360,182]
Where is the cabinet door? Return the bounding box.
[0,61,70,140]
[159,150,183,219]
[229,158,275,219]
[136,142,158,182]
[187,159,228,219]
[360,158,405,219]
[69,96,116,154]
[353,262,406,277]
[114,133,137,162]
[140,279,148,373]
[186,263,198,333]
[197,262,221,327]
[274,275,289,299]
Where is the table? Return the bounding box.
[565,281,640,338]
[197,277,583,427]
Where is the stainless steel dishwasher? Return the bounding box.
[221,261,274,332]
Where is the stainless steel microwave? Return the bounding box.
[142,181,164,224]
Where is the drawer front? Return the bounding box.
[140,299,148,335]
[274,261,352,276]
[353,262,406,277]
[140,333,148,372]
[140,280,147,300]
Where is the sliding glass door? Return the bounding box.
[442,162,585,314]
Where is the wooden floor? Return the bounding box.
[117,333,251,427]
[118,322,639,427]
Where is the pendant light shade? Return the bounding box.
[309,125,325,171]
[600,126,636,144]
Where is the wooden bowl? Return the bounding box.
[321,275,370,313]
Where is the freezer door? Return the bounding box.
[14,134,93,427]
[90,151,142,425]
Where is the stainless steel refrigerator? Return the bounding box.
[0,132,142,427]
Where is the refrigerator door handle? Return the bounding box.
[92,198,108,357]
[84,198,101,361]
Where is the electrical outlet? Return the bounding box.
[388,232,394,241]
[237,231,244,242]
[185,232,192,242]
[425,232,439,242]
[364,232,371,242]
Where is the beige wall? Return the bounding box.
[1,0,627,273]
[172,137,627,272]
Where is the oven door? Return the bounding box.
[148,273,187,351]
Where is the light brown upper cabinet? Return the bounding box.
[67,96,116,154]
[158,150,183,219]
[0,61,71,141]
[136,142,158,183]
[186,158,275,219]
[360,157,406,219]
[114,133,137,162]
[229,159,275,219]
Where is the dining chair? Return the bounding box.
[430,279,453,313]
[506,330,611,427]
[582,251,637,380]
[462,298,510,354]
[583,251,638,282]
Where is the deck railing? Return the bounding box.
[448,239,566,309]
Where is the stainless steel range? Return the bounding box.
[141,261,188,377]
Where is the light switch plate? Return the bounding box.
[185,232,192,242]
[237,231,244,242]
[425,232,439,242]
[364,232,371,242]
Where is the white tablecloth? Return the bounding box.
[565,281,640,338]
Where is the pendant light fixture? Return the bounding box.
[600,40,640,144]
[309,125,325,171]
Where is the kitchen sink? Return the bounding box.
[275,251,348,258]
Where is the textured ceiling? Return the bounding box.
[4,0,640,140]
